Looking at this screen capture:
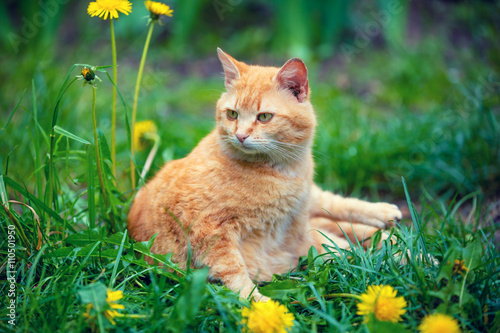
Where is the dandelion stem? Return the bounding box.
[110,19,117,179]
[131,21,155,189]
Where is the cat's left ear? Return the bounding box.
[274,58,309,103]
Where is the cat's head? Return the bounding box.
[215,48,316,165]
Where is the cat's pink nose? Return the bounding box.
[236,133,249,144]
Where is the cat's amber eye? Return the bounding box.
[257,113,274,122]
[227,110,238,120]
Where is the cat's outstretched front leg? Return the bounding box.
[309,184,402,229]
[193,226,268,301]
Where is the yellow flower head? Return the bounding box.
[452,259,469,276]
[106,288,124,303]
[145,1,173,21]
[134,120,159,151]
[418,313,461,333]
[104,288,125,325]
[241,300,295,333]
[356,285,407,323]
[83,288,124,326]
[88,0,132,20]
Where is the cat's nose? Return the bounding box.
[236,133,249,144]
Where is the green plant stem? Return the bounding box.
[47,76,78,235]
[110,19,117,179]
[131,21,155,189]
[290,293,361,305]
[91,87,114,231]
[86,144,95,230]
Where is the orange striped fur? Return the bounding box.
[128,49,402,300]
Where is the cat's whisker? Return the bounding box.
[209,136,231,150]
[268,139,324,162]
[268,141,309,161]
[270,142,305,160]
[268,145,302,164]
[216,135,310,166]
[261,146,277,165]
[267,139,308,149]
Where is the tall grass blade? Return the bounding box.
[46,70,78,230]
[0,89,25,138]
[109,230,128,288]
[32,80,43,200]
[401,176,429,262]
[0,175,8,206]
[54,126,91,145]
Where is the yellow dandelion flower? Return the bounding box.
[104,309,121,325]
[145,1,173,20]
[82,288,124,326]
[104,288,125,325]
[452,259,469,276]
[418,313,461,333]
[356,285,407,323]
[87,0,132,20]
[242,300,295,333]
[134,120,159,152]
[106,288,124,304]
[83,303,94,318]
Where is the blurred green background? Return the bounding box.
[1,0,499,202]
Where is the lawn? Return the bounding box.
[1,1,499,332]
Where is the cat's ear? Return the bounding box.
[274,58,309,103]
[217,48,241,90]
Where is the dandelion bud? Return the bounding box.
[81,67,95,82]
[77,66,102,87]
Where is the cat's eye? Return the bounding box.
[257,113,274,122]
[227,110,238,120]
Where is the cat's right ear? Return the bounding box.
[217,48,241,90]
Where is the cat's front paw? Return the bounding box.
[240,286,270,302]
[362,202,402,229]
[250,291,270,302]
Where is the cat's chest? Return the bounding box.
[212,161,311,228]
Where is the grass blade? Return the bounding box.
[3,175,76,233]
[32,80,43,201]
[0,89,25,138]
[109,230,128,288]
[54,125,91,145]
[402,176,429,263]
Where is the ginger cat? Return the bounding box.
[128,48,402,301]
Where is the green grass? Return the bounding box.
[1,1,500,332]
[1,178,499,332]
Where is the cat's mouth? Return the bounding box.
[219,135,267,158]
[234,141,258,153]
[228,136,264,155]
